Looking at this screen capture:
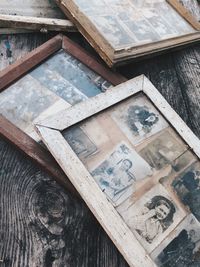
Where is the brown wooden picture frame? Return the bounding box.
[56,0,200,66]
[35,75,200,267]
[0,34,126,197]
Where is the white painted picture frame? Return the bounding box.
[35,75,200,267]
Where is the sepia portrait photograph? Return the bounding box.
[63,126,98,160]
[111,95,168,145]
[117,184,186,252]
[91,142,153,206]
[172,162,200,222]
[139,129,187,170]
[154,214,200,267]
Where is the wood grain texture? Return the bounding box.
[0,33,55,71]
[0,139,128,267]
[167,0,200,29]
[179,0,200,20]
[0,115,78,197]
[0,0,65,19]
[0,1,200,266]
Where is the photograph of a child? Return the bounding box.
[111,95,168,145]
[91,142,152,206]
[155,215,200,267]
[172,162,200,222]
[117,184,185,252]
[63,126,98,160]
[140,130,187,170]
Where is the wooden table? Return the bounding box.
[0,1,200,266]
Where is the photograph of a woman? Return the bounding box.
[131,196,176,244]
[117,184,185,252]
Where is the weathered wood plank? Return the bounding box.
[180,0,200,20]
[168,0,200,29]
[0,33,54,71]
[0,138,128,267]
[0,28,33,34]
[0,14,76,32]
[0,115,78,197]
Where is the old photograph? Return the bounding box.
[117,184,186,252]
[91,15,136,48]
[63,126,98,160]
[154,214,200,267]
[111,95,168,145]
[139,129,187,170]
[171,150,196,173]
[172,161,200,221]
[0,74,60,134]
[91,142,153,206]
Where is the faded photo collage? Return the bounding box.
[62,93,200,264]
[75,0,195,49]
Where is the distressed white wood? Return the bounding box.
[35,75,144,130]
[0,14,75,32]
[0,0,76,33]
[0,0,65,18]
[142,76,200,159]
[36,125,156,267]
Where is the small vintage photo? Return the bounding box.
[172,161,200,222]
[171,150,196,174]
[111,95,168,145]
[63,126,98,160]
[154,214,200,267]
[91,142,153,206]
[117,184,186,252]
[139,129,187,170]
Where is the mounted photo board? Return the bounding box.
[56,0,200,66]
[0,34,125,142]
[36,75,200,266]
[0,0,75,33]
